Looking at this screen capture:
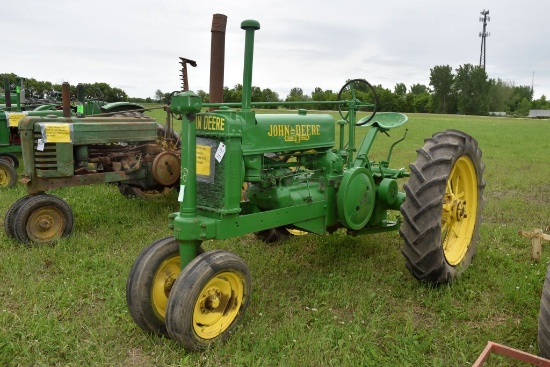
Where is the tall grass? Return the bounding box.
[1,112,549,366]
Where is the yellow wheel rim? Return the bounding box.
[286,228,308,236]
[0,166,10,187]
[152,255,180,319]
[26,207,65,242]
[441,156,478,265]
[193,271,245,339]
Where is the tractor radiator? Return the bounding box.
[196,137,226,212]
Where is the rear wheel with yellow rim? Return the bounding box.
[399,130,485,283]
[166,250,251,351]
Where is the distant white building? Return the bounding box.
[528,110,550,118]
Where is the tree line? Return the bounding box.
[154,63,548,116]
[0,73,128,103]
[4,64,549,116]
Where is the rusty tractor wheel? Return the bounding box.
[0,159,17,188]
[12,194,74,245]
[0,153,19,169]
[399,130,485,283]
[118,183,174,200]
[152,151,180,186]
[3,195,30,239]
[539,262,550,358]
[166,250,251,351]
[126,236,204,337]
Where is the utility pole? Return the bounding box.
[479,9,490,70]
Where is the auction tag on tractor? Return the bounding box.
[6,112,28,127]
[39,123,73,143]
[37,139,45,151]
[178,185,185,202]
[214,142,226,163]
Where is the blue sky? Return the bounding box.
[4,0,549,100]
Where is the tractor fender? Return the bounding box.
[100,102,145,114]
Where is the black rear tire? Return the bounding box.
[399,130,485,283]
[538,262,550,358]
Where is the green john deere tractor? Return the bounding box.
[0,78,145,188]
[125,19,486,351]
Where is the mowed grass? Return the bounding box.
[1,111,550,366]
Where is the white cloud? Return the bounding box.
[4,0,549,99]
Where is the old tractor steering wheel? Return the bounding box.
[337,79,378,126]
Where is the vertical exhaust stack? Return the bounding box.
[4,78,11,109]
[240,20,261,112]
[209,13,227,111]
[62,82,71,118]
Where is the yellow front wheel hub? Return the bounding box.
[192,271,245,340]
[441,156,478,265]
[26,207,65,242]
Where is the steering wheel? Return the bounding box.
[337,79,378,126]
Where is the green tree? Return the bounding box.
[154,89,164,103]
[311,87,336,110]
[196,90,209,103]
[223,84,242,103]
[531,95,549,110]
[429,65,455,113]
[285,87,311,109]
[260,88,280,109]
[509,85,533,113]
[454,64,491,115]
[394,83,407,97]
[488,79,514,112]
[410,83,429,95]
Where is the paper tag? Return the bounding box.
[43,124,71,143]
[214,142,226,163]
[178,185,185,202]
[37,139,45,151]
[6,112,27,127]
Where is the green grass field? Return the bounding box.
[1,111,549,366]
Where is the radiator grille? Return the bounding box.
[196,137,226,211]
[33,131,58,171]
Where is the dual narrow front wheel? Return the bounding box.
[126,238,251,351]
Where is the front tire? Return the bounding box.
[4,195,30,238]
[12,194,74,245]
[166,250,251,351]
[126,237,203,337]
[399,130,485,283]
[0,159,17,188]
